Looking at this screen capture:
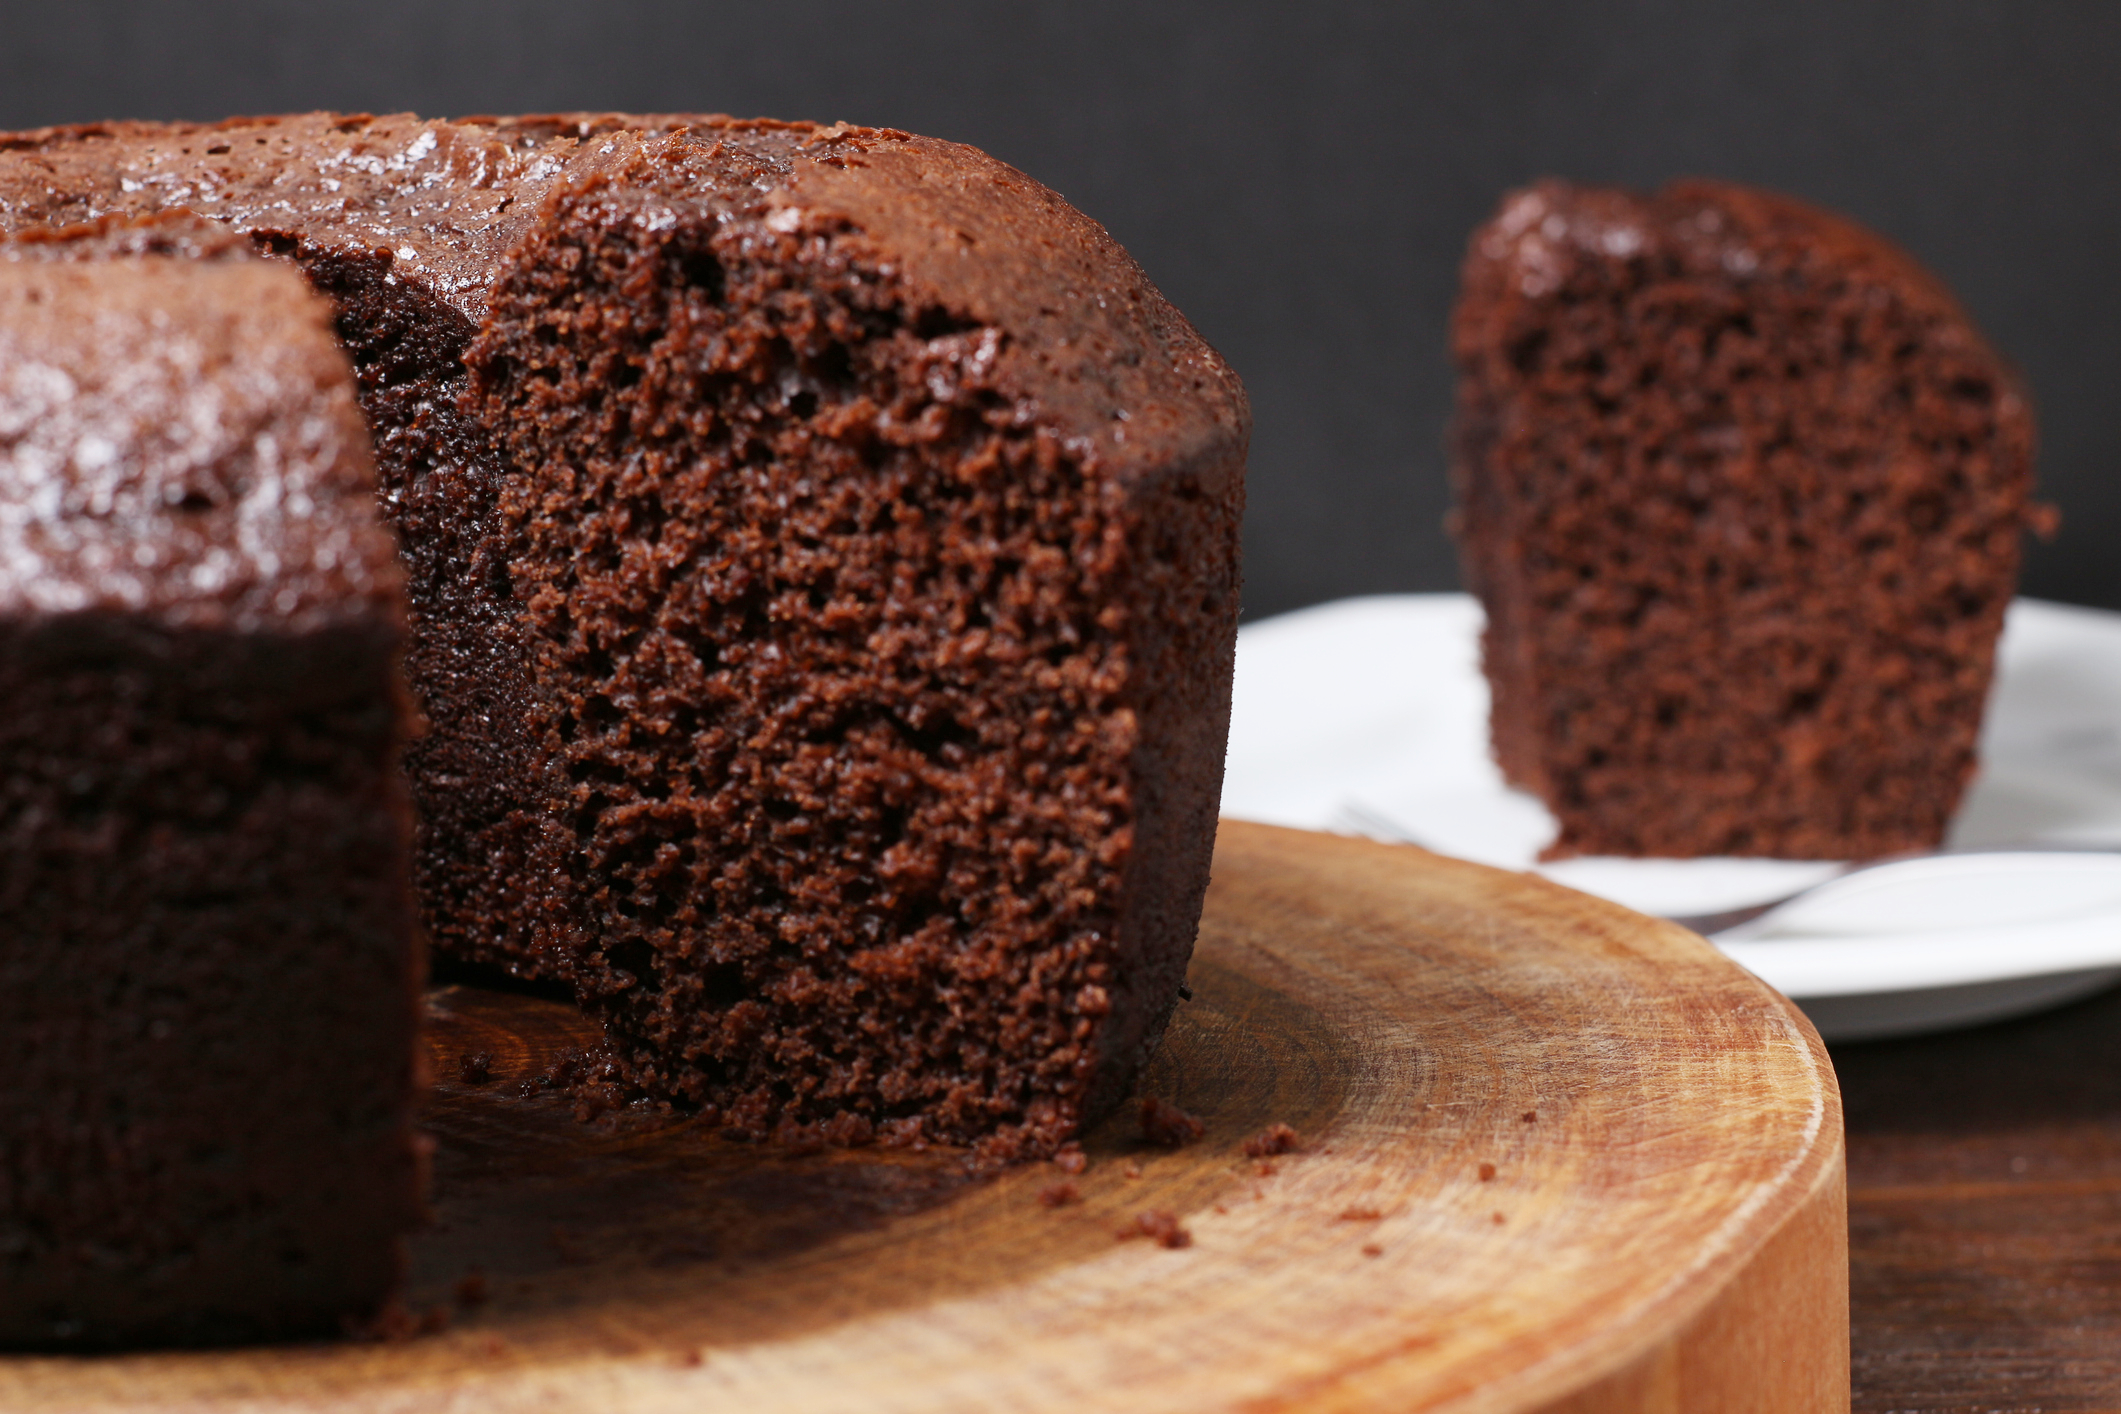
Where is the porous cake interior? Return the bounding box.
[281,236,554,984]
[463,149,1153,1155]
[1454,181,2036,859]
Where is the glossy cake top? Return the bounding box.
[0,112,1248,488]
[0,254,398,629]
[1457,177,2017,381]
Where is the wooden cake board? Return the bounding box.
[0,821,1847,1413]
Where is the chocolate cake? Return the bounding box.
[0,252,421,1346]
[1451,179,2037,859]
[0,114,1247,1160]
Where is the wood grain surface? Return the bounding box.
[1841,977,2121,1412]
[0,822,1846,1413]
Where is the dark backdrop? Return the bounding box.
[5,0,2117,618]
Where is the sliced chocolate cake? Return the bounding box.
[1451,179,2037,860]
[0,115,1248,1159]
[0,254,420,1346]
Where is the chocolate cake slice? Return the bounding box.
[0,253,420,1346]
[1451,179,2037,859]
[0,114,1247,1159]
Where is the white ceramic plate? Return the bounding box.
[1221,594,2121,1041]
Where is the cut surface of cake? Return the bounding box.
[0,114,1248,1159]
[1451,178,2037,860]
[0,253,421,1346]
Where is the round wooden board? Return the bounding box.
[0,821,1847,1413]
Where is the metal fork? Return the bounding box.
[1327,801,1836,935]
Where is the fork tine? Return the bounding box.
[1331,802,1436,850]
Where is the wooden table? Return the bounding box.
[1838,979,2121,1411]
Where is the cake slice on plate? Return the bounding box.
[1452,179,2038,859]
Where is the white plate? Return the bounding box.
[1221,593,2121,1040]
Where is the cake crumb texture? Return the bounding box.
[1137,1096,1205,1147]
[1452,178,2036,859]
[1241,1122,1301,1158]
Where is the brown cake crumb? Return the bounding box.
[1119,1210,1193,1249]
[348,1302,449,1342]
[458,1052,494,1086]
[1338,1206,1384,1222]
[1139,1097,1205,1148]
[1361,1243,1384,1258]
[1052,1143,1088,1175]
[1478,1163,1498,1182]
[1123,1161,1144,1180]
[1492,1212,1508,1225]
[1241,1122,1301,1159]
[1037,1182,1083,1209]
[1521,1111,1538,1124]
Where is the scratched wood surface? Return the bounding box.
[0,822,1845,1413]
[1840,977,2121,1412]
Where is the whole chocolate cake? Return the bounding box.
[0,114,1247,1160]
[0,253,421,1346]
[1451,179,2037,859]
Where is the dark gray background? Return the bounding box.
[5,1,2116,618]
